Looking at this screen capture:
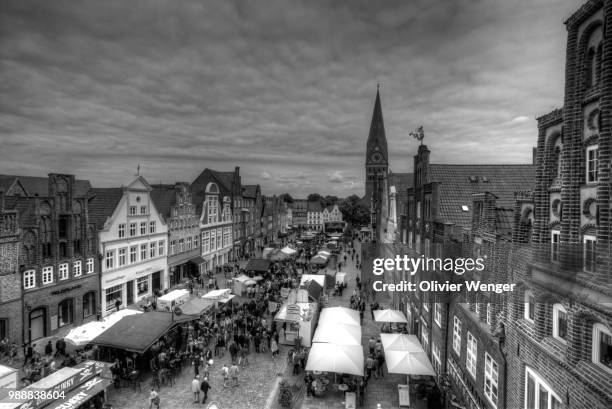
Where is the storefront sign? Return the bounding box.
[105,275,125,284]
[286,304,301,322]
[16,362,97,409]
[51,285,82,296]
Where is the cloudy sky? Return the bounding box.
[1,0,579,197]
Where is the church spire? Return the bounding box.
[366,86,388,165]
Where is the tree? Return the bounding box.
[339,195,370,226]
[322,195,339,208]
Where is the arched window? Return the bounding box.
[83,292,95,318]
[592,323,612,372]
[585,47,596,88]
[552,303,567,343]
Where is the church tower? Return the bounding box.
[365,87,389,236]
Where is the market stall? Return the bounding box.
[318,307,360,327]
[90,311,193,353]
[312,323,361,345]
[233,274,254,296]
[335,272,347,285]
[65,309,143,347]
[305,343,364,376]
[179,297,215,316]
[156,289,190,312]
[274,300,318,347]
[245,258,271,274]
[373,309,409,324]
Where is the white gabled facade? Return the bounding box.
[199,181,233,272]
[98,176,168,316]
[322,204,343,222]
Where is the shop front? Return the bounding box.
[168,248,202,287]
[101,259,167,316]
[23,274,99,344]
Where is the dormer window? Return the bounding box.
[461,205,469,212]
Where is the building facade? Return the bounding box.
[241,184,262,256]
[504,2,612,406]
[90,177,168,316]
[0,191,22,344]
[2,174,99,343]
[306,201,323,231]
[151,183,201,287]
[291,199,307,229]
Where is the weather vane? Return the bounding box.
[410,126,425,145]
[136,163,141,176]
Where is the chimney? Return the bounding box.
[532,147,537,165]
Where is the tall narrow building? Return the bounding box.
[365,87,389,238]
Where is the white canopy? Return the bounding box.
[373,309,408,323]
[305,343,364,376]
[233,274,252,283]
[381,334,435,376]
[319,307,360,327]
[65,309,142,346]
[317,250,331,257]
[312,323,361,345]
[281,246,297,255]
[300,274,326,288]
[158,289,190,303]
[202,288,233,301]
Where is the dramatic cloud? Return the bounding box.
[0,0,579,197]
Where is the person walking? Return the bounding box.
[221,364,229,387]
[365,354,375,381]
[44,341,53,356]
[270,339,279,357]
[148,388,160,409]
[229,363,239,386]
[200,377,211,403]
[376,350,385,378]
[191,376,201,403]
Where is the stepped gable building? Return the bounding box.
[241,184,262,255]
[0,190,22,344]
[1,174,99,344]
[399,149,534,409]
[191,169,235,272]
[306,200,323,231]
[290,199,308,229]
[89,176,168,316]
[504,1,612,407]
[151,182,201,287]
[364,88,389,240]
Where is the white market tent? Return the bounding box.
[203,288,235,303]
[306,343,364,376]
[233,274,255,296]
[157,289,190,311]
[65,309,143,346]
[281,246,298,255]
[373,309,409,323]
[318,307,360,327]
[300,274,326,288]
[381,334,435,376]
[312,323,361,345]
[317,250,331,257]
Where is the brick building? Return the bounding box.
[151,182,201,287]
[241,184,262,255]
[504,2,612,407]
[401,149,533,409]
[0,190,22,344]
[1,174,99,344]
[290,199,307,229]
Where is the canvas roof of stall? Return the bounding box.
[90,311,193,353]
[245,258,271,272]
[304,279,323,300]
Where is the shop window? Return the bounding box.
[58,299,74,327]
[105,285,123,311]
[137,276,150,296]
